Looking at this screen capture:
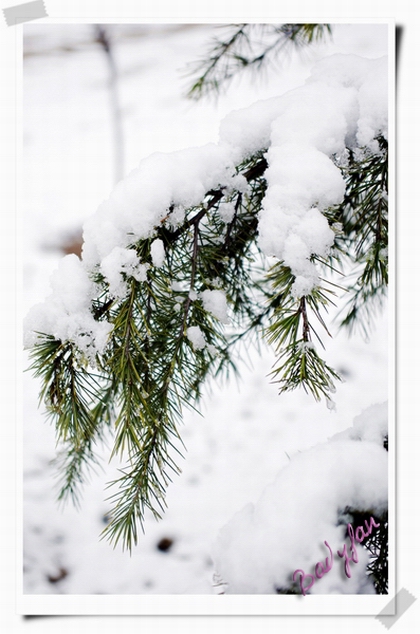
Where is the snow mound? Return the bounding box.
[212,403,388,594]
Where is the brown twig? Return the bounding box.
[299,296,311,342]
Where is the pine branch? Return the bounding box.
[265,264,341,403]
[27,130,388,548]
[186,24,250,99]
[185,24,332,100]
[180,218,201,336]
[333,138,389,334]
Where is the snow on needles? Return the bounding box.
[23,254,113,359]
[201,289,230,324]
[186,326,206,350]
[221,54,387,297]
[100,246,149,299]
[212,402,388,594]
[24,54,388,353]
[81,143,236,268]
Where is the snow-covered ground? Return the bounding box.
[22,23,389,595]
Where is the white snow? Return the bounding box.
[217,201,236,223]
[212,403,388,594]
[150,238,165,268]
[201,289,230,324]
[166,204,186,229]
[100,246,148,299]
[187,325,206,350]
[330,402,388,446]
[24,254,112,357]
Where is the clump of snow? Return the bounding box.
[225,173,249,195]
[24,53,388,354]
[218,201,236,223]
[201,289,230,324]
[100,246,148,299]
[186,326,206,350]
[24,254,112,359]
[212,403,388,594]
[150,238,165,268]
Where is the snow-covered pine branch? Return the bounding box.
[25,53,388,550]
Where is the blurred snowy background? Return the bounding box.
[22,22,389,595]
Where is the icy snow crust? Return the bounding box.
[212,403,388,594]
[24,54,387,355]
